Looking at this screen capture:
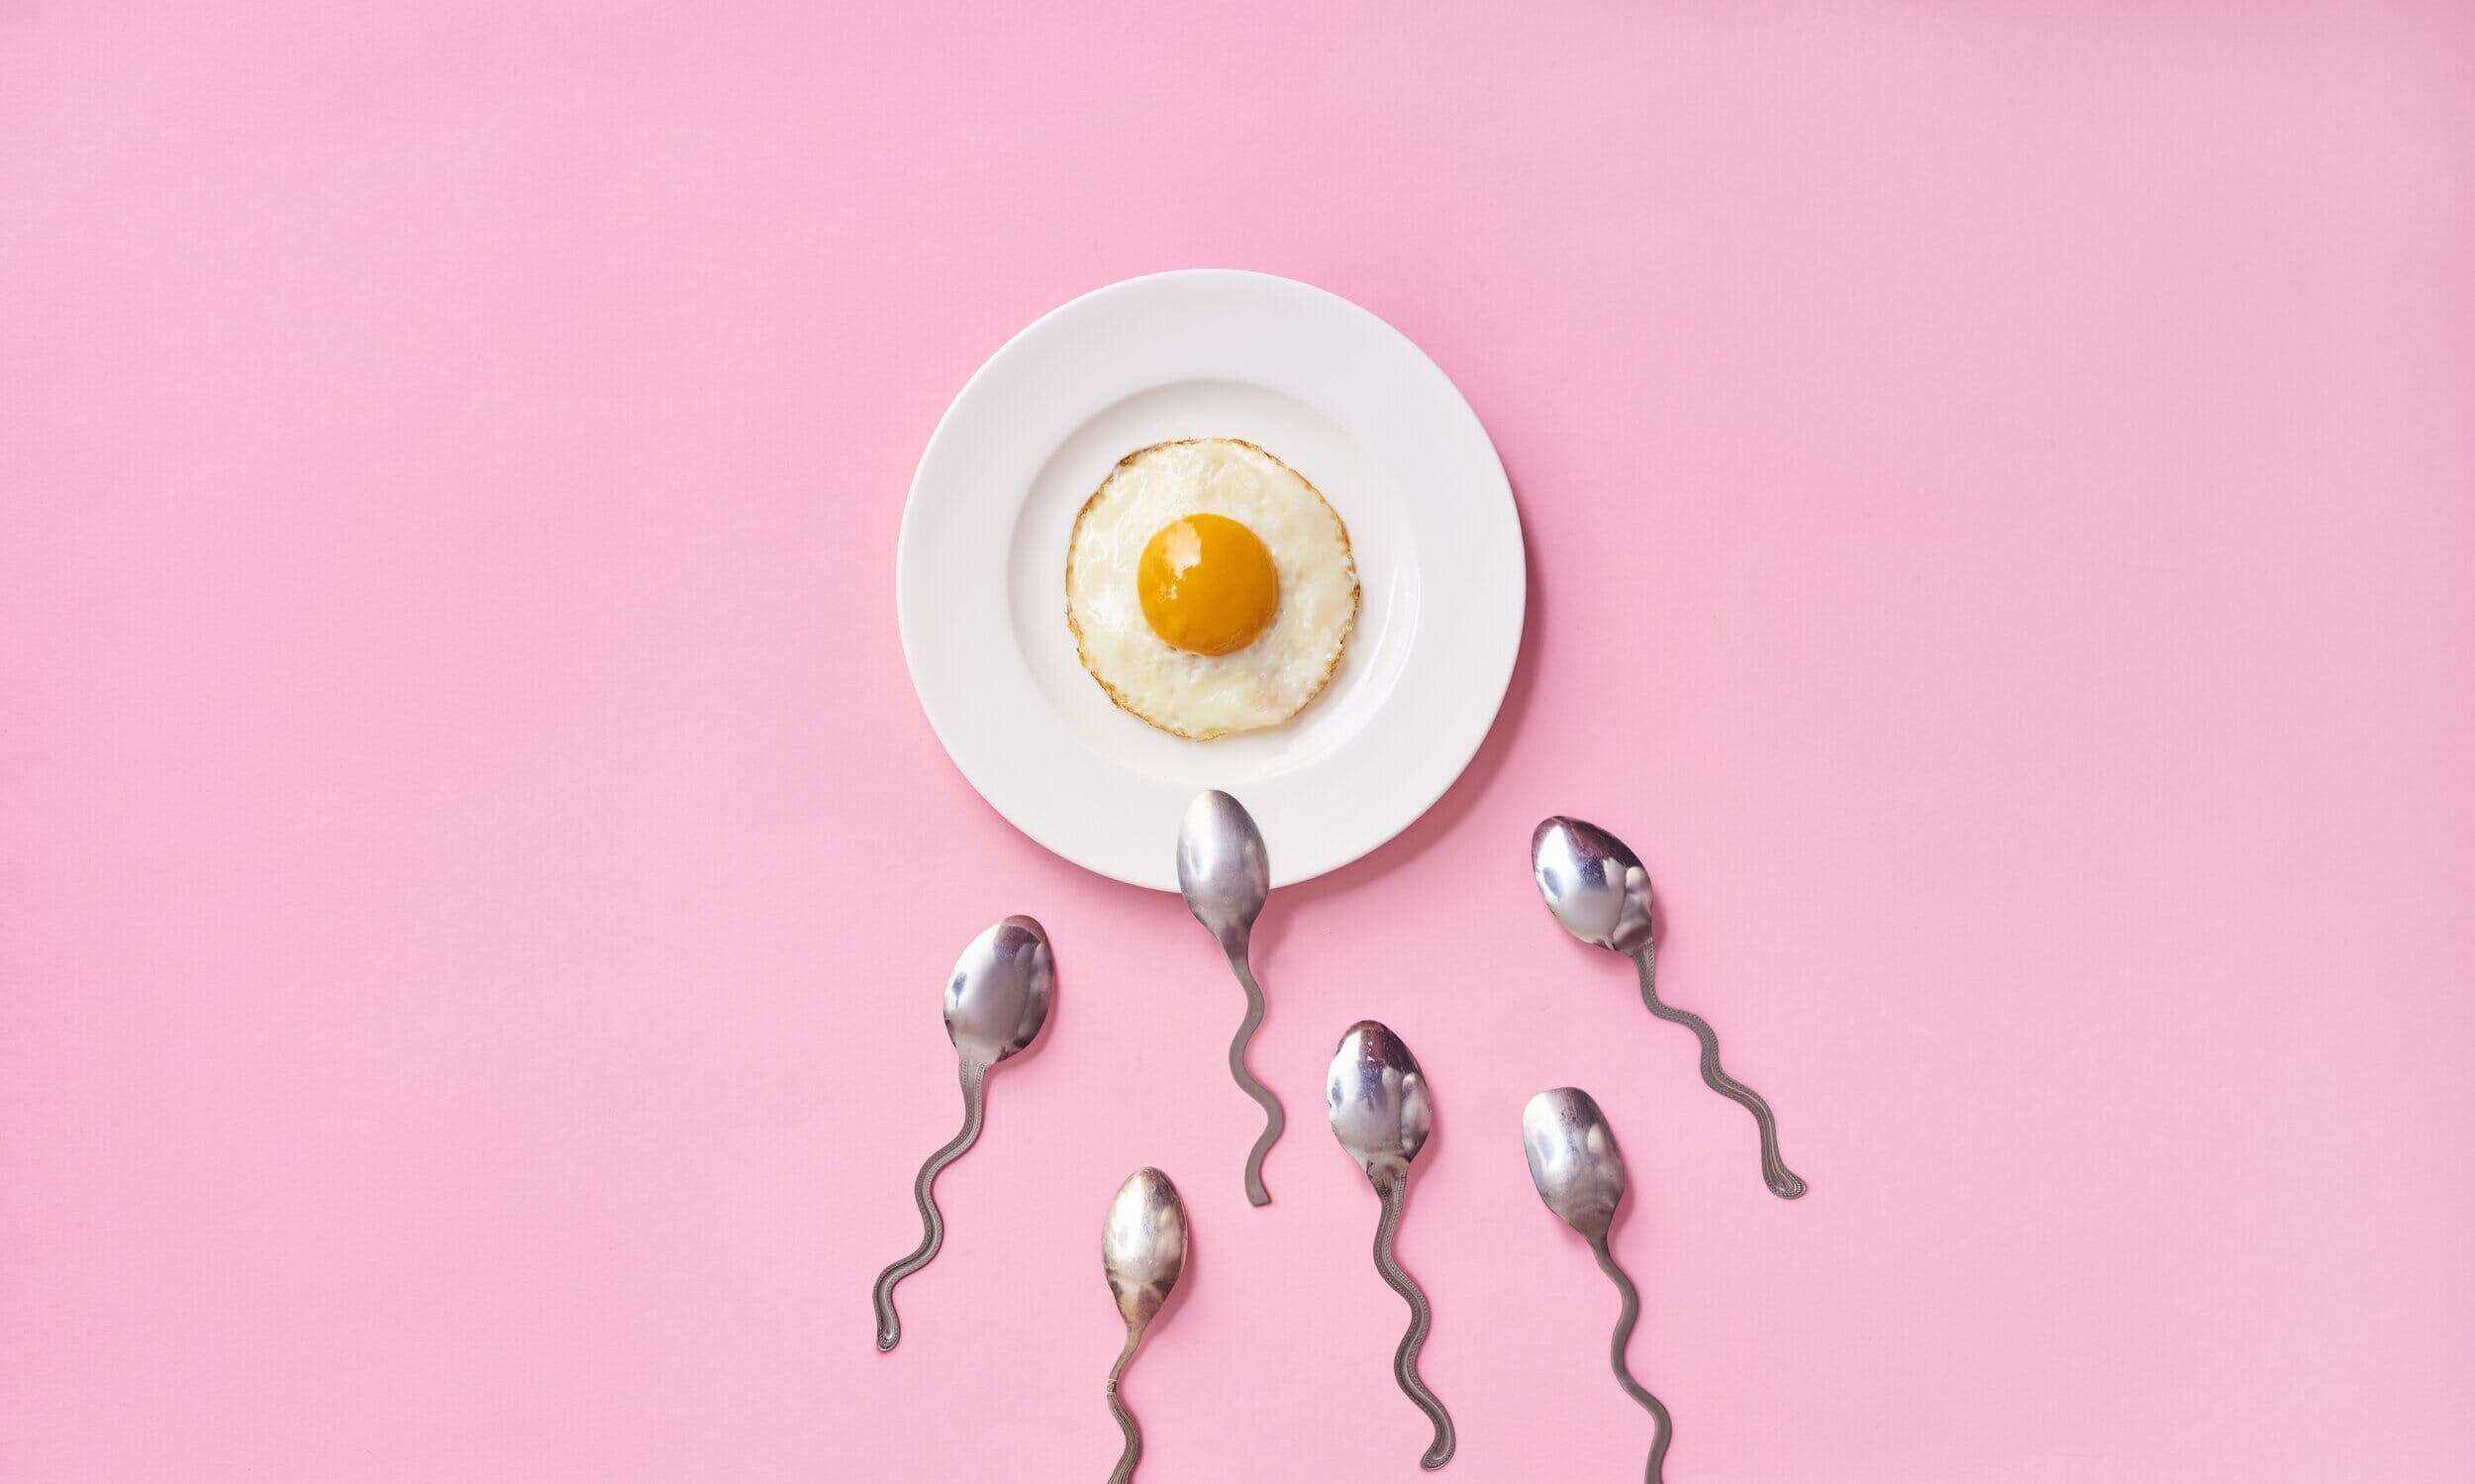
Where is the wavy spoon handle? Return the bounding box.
[1630,944,1807,1200]
[870,1059,988,1350]
[1592,1236,1673,1484]
[1226,953,1284,1207]
[1373,1182,1455,1470]
[1105,1329,1143,1484]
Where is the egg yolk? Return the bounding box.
[1138,514,1280,656]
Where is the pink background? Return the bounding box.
[6,4,2474,1480]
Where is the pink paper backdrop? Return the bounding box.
[6,4,2474,1480]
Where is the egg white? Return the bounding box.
[1066,439,1357,740]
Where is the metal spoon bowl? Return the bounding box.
[1328,1020,1434,1192]
[1327,1021,1454,1470]
[1522,1088,1673,1484]
[1101,1166,1188,1484]
[1177,790,1267,952]
[870,915,1055,1350]
[1532,818,1806,1201]
[1531,817,1657,956]
[1522,1086,1626,1240]
[943,914,1055,1070]
[1177,790,1284,1206]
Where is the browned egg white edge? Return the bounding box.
[1064,438,1359,741]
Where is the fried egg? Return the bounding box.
[1066,439,1357,740]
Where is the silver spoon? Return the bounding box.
[1523,1088,1672,1483]
[870,914,1054,1350]
[1531,818,1807,1200]
[1327,1020,1455,1470]
[1101,1166,1189,1484]
[1176,790,1283,1207]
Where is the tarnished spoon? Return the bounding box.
[1531,818,1807,1200]
[869,915,1054,1350]
[1176,790,1283,1206]
[1523,1088,1672,1483]
[1327,1020,1456,1470]
[1101,1167,1189,1484]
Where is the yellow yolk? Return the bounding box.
[1137,514,1280,656]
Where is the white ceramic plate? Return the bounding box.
[897,269,1523,891]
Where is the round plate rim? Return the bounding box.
[895,267,1523,891]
